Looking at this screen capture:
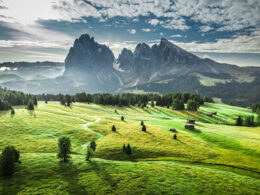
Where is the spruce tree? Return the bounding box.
[112,125,116,132]
[57,137,71,162]
[33,96,38,106]
[142,125,146,132]
[141,121,144,126]
[151,100,155,107]
[0,146,15,176]
[27,99,34,110]
[123,144,126,152]
[90,141,97,152]
[125,144,132,155]
[11,108,15,115]
[121,116,124,121]
[173,134,177,140]
[86,146,92,161]
[236,116,243,126]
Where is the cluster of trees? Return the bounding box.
[156,93,205,111]
[0,146,20,176]
[74,93,156,107]
[252,103,260,112]
[236,115,259,127]
[123,144,132,155]
[57,137,97,162]
[0,87,37,111]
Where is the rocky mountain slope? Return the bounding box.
[0,34,259,106]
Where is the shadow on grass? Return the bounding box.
[1,175,22,195]
[89,161,117,194]
[58,161,87,194]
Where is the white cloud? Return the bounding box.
[128,29,136,34]
[170,34,182,38]
[142,28,151,32]
[148,19,160,26]
[159,32,164,36]
[200,25,213,32]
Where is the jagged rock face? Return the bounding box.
[117,48,134,72]
[64,34,120,92]
[65,34,115,75]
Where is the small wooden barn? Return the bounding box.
[185,124,194,130]
[170,128,177,132]
[187,119,195,124]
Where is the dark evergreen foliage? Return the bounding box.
[173,134,177,140]
[57,137,71,162]
[112,125,116,132]
[121,116,124,121]
[142,125,146,132]
[236,116,243,126]
[125,144,132,155]
[0,146,20,176]
[27,99,34,110]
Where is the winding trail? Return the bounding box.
[81,114,103,149]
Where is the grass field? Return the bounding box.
[0,101,259,194]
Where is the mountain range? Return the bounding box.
[0,34,259,106]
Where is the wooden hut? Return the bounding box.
[170,128,177,132]
[187,119,195,124]
[185,124,194,130]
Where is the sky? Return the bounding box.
[0,0,259,67]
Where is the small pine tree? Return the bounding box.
[236,116,243,126]
[45,100,48,104]
[0,146,15,176]
[125,144,132,155]
[112,125,116,132]
[123,144,126,152]
[11,146,20,163]
[151,100,155,107]
[90,141,97,152]
[11,108,15,115]
[121,116,124,121]
[115,109,117,113]
[33,97,38,106]
[27,99,34,110]
[141,121,144,126]
[86,146,92,161]
[173,134,177,140]
[142,125,146,132]
[57,137,71,162]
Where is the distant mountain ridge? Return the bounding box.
[0,34,259,106]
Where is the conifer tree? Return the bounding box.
[125,144,132,155]
[173,134,177,140]
[57,137,71,162]
[0,146,15,176]
[121,116,124,121]
[236,116,243,126]
[141,121,144,126]
[142,125,146,132]
[11,107,15,115]
[112,125,116,132]
[27,99,34,110]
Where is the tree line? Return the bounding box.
[0,87,37,111]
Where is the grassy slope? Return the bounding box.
[0,102,259,194]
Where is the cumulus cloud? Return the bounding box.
[128,29,136,34]
[148,19,160,26]
[142,28,151,32]
[170,34,182,38]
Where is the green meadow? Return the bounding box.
[0,101,259,194]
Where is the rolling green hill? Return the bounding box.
[0,102,259,194]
